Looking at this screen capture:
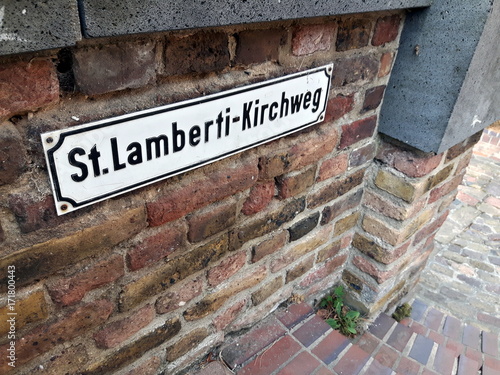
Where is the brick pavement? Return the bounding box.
[190,128,500,375]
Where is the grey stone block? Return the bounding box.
[0,0,81,56]
[379,0,500,153]
[79,0,431,37]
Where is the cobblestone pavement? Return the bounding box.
[414,132,500,335]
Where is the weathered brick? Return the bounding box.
[94,304,155,349]
[128,223,186,271]
[8,194,61,233]
[372,14,402,46]
[214,299,248,331]
[376,140,443,178]
[334,212,360,236]
[84,318,181,375]
[242,181,275,215]
[0,289,48,336]
[324,93,355,123]
[166,328,210,362]
[0,300,113,372]
[29,344,89,375]
[317,238,342,263]
[308,168,365,209]
[0,59,59,119]
[123,356,161,375]
[427,164,454,192]
[361,85,386,113]
[208,251,247,287]
[350,143,376,168]
[445,131,482,162]
[231,198,305,250]
[0,208,146,290]
[188,200,237,242]
[378,52,394,77]
[299,254,347,288]
[252,277,284,305]
[353,255,394,284]
[336,18,372,51]
[292,24,335,56]
[352,233,410,264]
[455,149,473,174]
[271,225,331,272]
[0,222,3,243]
[339,116,377,149]
[121,234,228,311]
[252,231,288,263]
[363,190,426,221]
[321,189,363,225]
[277,166,316,199]
[73,41,156,96]
[259,125,339,179]
[428,173,464,203]
[147,158,258,226]
[156,277,203,314]
[331,55,379,87]
[342,269,365,294]
[236,29,285,65]
[0,123,25,185]
[183,266,266,321]
[165,32,229,75]
[413,211,449,245]
[317,153,349,181]
[374,169,426,203]
[288,212,320,241]
[48,254,124,306]
[286,256,315,283]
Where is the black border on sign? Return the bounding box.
[44,64,332,214]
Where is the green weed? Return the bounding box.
[319,286,361,337]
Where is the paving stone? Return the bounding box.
[362,359,393,375]
[408,334,434,365]
[311,330,350,365]
[368,313,396,340]
[292,315,331,347]
[424,308,445,331]
[462,324,481,350]
[387,324,413,352]
[433,345,457,374]
[276,351,321,375]
[410,300,428,322]
[276,303,314,329]
[456,354,480,375]
[332,345,370,375]
[482,331,499,357]
[443,316,463,341]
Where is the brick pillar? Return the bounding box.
[343,132,482,314]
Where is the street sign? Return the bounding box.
[42,64,332,215]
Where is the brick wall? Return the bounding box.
[0,10,480,374]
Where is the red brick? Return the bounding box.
[94,304,155,349]
[353,255,394,284]
[73,41,156,96]
[362,85,386,113]
[0,123,26,185]
[352,232,411,264]
[207,251,247,287]
[292,24,335,56]
[339,116,377,149]
[286,255,315,283]
[457,190,479,205]
[48,254,124,306]
[242,181,275,215]
[446,339,465,357]
[221,316,286,368]
[147,158,258,226]
[127,224,186,271]
[0,59,59,119]
[375,344,400,368]
[318,153,349,181]
[363,190,426,222]
[214,298,247,331]
[0,300,113,372]
[259,125,339,179]
[165,32,229,75]
[446,131,482,161]
[236,29,285,65]
[123,356,161,375]
[324,93,355,123]
[484,356,500,371]
[320,189,363,225]
[299,254,347,288]
[277,166,316,199]
[396,357,420,375]
[276,351,321,375]
[276,302,314,329]
[252,231,288,263]
[238,335,301,375]
[350,142,376,167]
[333,344,370,375]
[311,329,350,365]
[155,277,203,314]
[428,174,464,203]
[8,194,59,233]
[336,18,372,51]
[413,211,449,245]
[331,55,379,87]
[372,15,402,46]
[376,141,443,178]
[378,52,394,77]
[433,345,457,374]
[428,330,446,345]
[188,200,237,241]
[357,332,381,355]
[293,315,331,347]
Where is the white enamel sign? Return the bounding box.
[42,64,333,215]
